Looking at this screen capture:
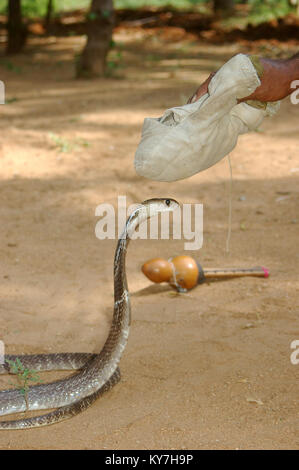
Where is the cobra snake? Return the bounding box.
[0,198,179,429]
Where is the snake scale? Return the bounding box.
[0,198,179,429]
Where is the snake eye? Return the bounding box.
[165,199,171,206]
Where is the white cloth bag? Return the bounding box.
[134,53,280,182]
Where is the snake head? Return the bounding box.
[122,198,180,241]
[142,198,180,217]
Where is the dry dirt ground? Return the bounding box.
[0,27,298,450]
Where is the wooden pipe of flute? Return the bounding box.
[202,266,269,279]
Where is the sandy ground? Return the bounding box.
[0,28,298,450]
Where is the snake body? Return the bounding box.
[0,198,179,429]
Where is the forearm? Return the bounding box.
[238,53,299,103]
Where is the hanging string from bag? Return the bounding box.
[226,154,233,253]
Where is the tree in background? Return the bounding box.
[213,0,235,16]
[6,0,27,54]
[76,0,114,78]
[44,0,54,33]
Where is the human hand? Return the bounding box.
[187,72,216,104]
[187,54,299,105]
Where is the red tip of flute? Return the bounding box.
[261,267,269,278]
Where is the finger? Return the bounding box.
[187,93,197,104]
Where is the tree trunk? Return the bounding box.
[76,0,114,78]
[45,0,54,33]
[213,0,235,16]
[6,0,27,54]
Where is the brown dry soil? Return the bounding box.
[0,27,298,450]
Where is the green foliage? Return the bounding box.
[102,9,112,18]
[0,0,91,17]
[0,59,22,74]
[0,0,294,20]
[87,11,98,20]
[49,132,90,152]
[115,0,207,9]
[0,0,208,17]
[49,132,72,152]
[248,0,293,21]
[6,358,41,410]
[6,96,19,104]
[106,49,125,76]
[21,0,49,17]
